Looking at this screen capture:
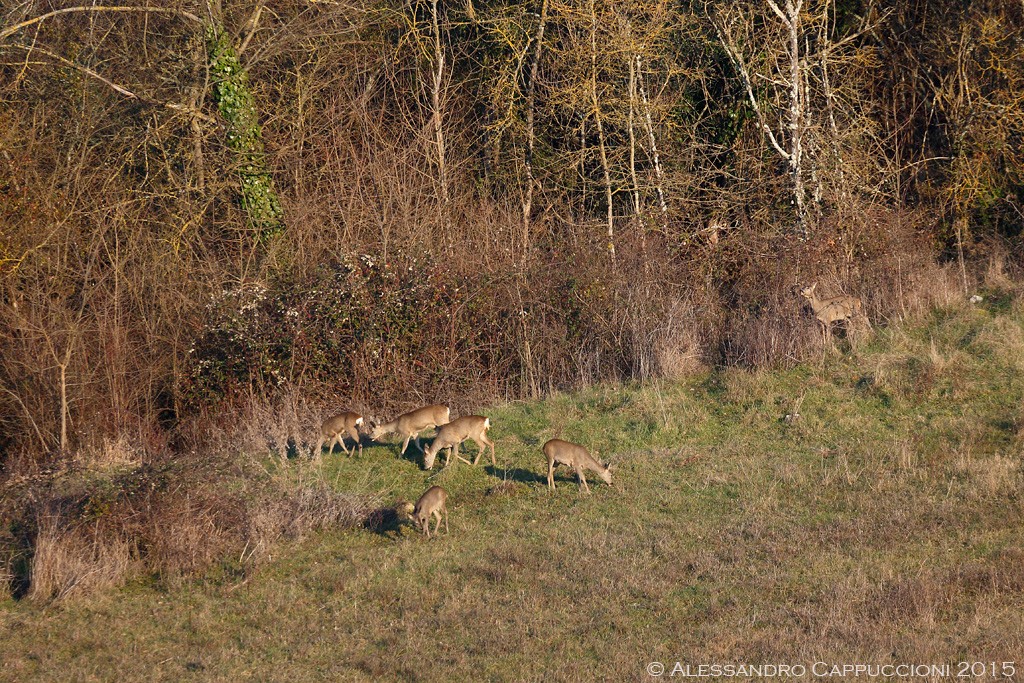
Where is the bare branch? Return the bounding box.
[237,1,267,58]
[765,0,789,26]
[711,15,791,160]
[0,384,50,452]
[0,6,202,43]
[6,43,217,125]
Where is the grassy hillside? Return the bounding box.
[2,298,1023,681]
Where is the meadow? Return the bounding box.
[2,298,1023,681]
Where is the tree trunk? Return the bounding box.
[59,361,68,451]
[773,0,808,235]
[589,0,615,265]
[635,54,668,227]
[206,22,284,243]
[430,0,449,205]
[522,0,548,259]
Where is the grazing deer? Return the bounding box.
[314,411,365,457]
[423,415,495,470]
[369,404,450,455]
[800,283,865,343]
[543,438,612,494]
[411,486,449,538]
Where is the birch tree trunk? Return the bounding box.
[767,0,807,234]
[635,54,668,227]
[589,0,615,265]
[522,0,549,258]
[430,0,449,205]
[628,51,641,217]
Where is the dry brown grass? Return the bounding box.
[3,442,379,602]
[27,519,135,602]
[74,434,143,471]
[246,483,380,563]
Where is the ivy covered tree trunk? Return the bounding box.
[206,24,284,242]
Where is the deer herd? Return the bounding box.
[314,401,613,538]
[315,282,863,539]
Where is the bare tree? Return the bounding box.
[589,0,615,264]
[522,0,549,258]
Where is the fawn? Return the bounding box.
[410,486,449,538]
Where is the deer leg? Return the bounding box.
[452,439,471,465]
[548,461,556,490]
[577,467,591,494]
[400,434,412,455]
[348,427,361,456]
[474,434,495,466]
[413,433,424,452]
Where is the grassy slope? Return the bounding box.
[2,300,1024,681]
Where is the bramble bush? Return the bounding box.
[182,254,490,409]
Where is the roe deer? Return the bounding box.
[543,438,612,494]
[800,283,865,343]
[369,404,450,455]
[411,486,449,538]
[314,411,364,457]
[423,415,495,470]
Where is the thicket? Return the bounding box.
[0,0,1022,595]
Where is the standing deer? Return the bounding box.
[423,415,495,470]
[543,438,612,494]
[369,404,450,455]
[800,283,865,343]
[314,411,365,457]
[410,486,448,538]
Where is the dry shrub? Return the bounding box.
[0,550,14,601]
[979,237,1024,292]
[708,206,966,371]
[803,206,962,325]
[6,455,379,601]
[141,491,244,579]
[75,434,142,471]
[722,305,820,367]
[190,389,320,461]
[654,297,716,378]
[27,519,135,602]
[247,484,378,558]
